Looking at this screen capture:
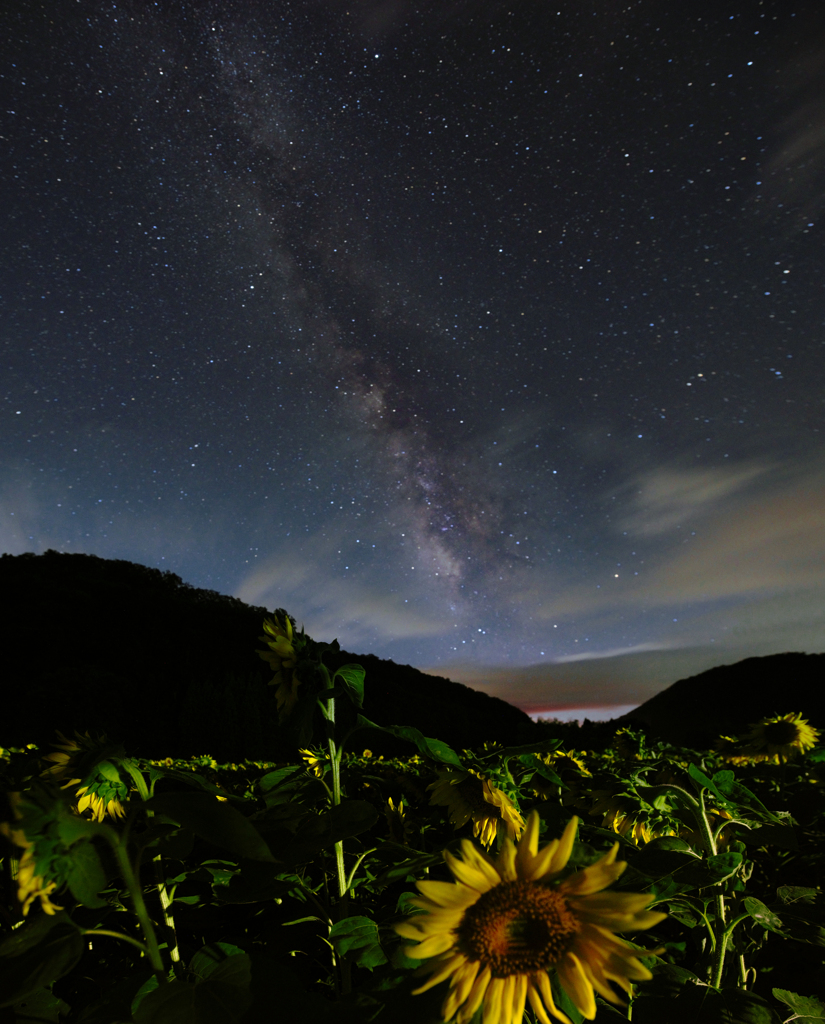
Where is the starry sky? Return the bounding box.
[3,0,824,715]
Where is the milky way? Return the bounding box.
[2,0,824,706]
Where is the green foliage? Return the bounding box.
[2,607,824,1022]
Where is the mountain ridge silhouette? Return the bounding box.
[2,551,821,758]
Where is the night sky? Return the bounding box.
[3,0,824,714]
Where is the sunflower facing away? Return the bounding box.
[258,612,304,718]
[429,770,525,849]
[0,795,63,917]
[396,812,664,1024]
[40,730,128,821]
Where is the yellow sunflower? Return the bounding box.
[429,770,525,849]
[0,796,63,917]
[299,747,326,778]
[396,813,664,1024]
[258,612,303,717]
[586,792,674,847]
[40,729,95,787]
[40,730,128,821]
[385,797,410,844]
[74,785,127,822]
[739,712,820,764]
[13,845,64,916]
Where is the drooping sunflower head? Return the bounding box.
[740,712,820,763]
[40,731,130,821]
[0,792,64,917]
[429,770,525,849]
[258,611,311,719]
[41,729,107,786]
[299,747,326,778]
[396,811,665,1024]
[12,846,64,916]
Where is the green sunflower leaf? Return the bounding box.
[11,986,71,1023]
[0,912,84,1009]
[743,897,786,935]
[771,989,825,1022]
[354,716,463,767]
[329,916,388,970]
[145,791,276,863]
[132,948,254,1024]
[632,965,781,1023]
[776,885,819,905]
[333,664,366,708]
[709,771,783,824]
[65,839,109,908]
[189,943,248,981]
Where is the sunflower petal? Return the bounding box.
[533,971,572,1024]
[558,952,597,1019]
[482,977,505,1024]
[458,839,502,888]
[457,966,491,1024]
[416,879,480,908]
[403,931,456,959]
[548,816,578,874]
[410,953,465,994]
[445,850,496,892]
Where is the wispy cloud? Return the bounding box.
[618,462,766,537]
[233,533,450,650]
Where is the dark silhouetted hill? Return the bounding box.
[0,550,539,759]
[616,652,825,747]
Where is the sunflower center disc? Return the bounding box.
[458,880,578,975]
[763,720,802,745]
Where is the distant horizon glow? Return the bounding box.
[529,704,640,724]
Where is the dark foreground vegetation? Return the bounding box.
[1,551,823,1023]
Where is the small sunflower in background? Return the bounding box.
[385,797,410,844]
[586,791,675,847]
[299,747,326,778]
[40,730,129,822]
[258,611,306,718]
[611,728,646,761]
[396,812,665,1024]
[429,769,525,849]
[740,713,820,764]
[609,811,677,847]
[531,751,590,802]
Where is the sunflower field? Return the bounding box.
[1,614,824,1023]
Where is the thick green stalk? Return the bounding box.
[324,691,352,995]
[325,696,347,899]
[122,760,181,967]
[107,834,167,983]
[642,780,733,987]
[693,789,730,989]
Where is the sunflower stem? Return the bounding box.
[105,831,168,984]
[324,690,352,995]
[692,787,731,989]
[121,759,182,970]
